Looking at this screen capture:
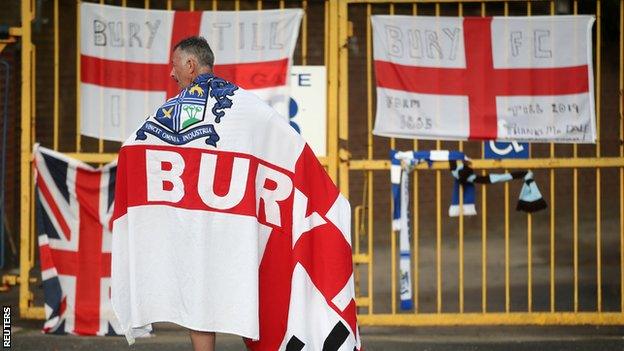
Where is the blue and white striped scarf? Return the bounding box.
[390,150,547,310]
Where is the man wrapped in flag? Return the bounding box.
[111,36,360,351]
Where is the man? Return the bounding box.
[171,36,219,351]
[111,36,359,351]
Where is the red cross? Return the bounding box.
[375,17,590,140]
[80,11,288,98]
[38,169,110,335]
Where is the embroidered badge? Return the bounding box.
[135,74,238,147]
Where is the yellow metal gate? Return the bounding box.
[10,0,624,326]
[341,0,624,326]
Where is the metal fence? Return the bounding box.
[12,0,624,327]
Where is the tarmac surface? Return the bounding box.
[10,320,624,351]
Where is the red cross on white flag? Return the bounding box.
[80,3,302,142]
[372,15,596,143]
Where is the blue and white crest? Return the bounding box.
[136,74,238,147]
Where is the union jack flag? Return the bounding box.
[34,144,122,335]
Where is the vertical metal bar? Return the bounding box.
[337,0,352,310]
[573,0,579,314]
[19,0,34,316]
[457,0,465,316]
[76,0,81,152]
[145,0,149,9]
[327,0,339,183]
[235,0,240,12]
[29,40,36,269]
[337,0,349,210]
[365,2,374,315]
[279,0,284,9]
[212,0,217,11]
[620,0,624,314]
[302,0,308,66]
[596,0,602,313]
[388,2,397,315]
[324,1,328,67]
[412,1,419,314]
[482,1,494,315]
[549,0,556,314]
[257,0,262,10]
[526,0,533,314]
[53,0,59,150]
[504,176,510,313]
[167,0,171,10]
[434,1,442,315]
[190,0,194,11]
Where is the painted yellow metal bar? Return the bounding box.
[19,0,34,318]
[504,180,510,313]
[388,2,397,316]
[525,0,532,314]
[365,2,374,315]
[29,41,36,270]
[481,163,487,313]
[212,0,217,10]
[573,0,579,314]
[145,0,149,9]
[389,3,395,152]
[549,0,556,314]
[348,0,537,3]
[595,0,602,313]
[235,0,239,12]
[76,0,81,152]
[355,297,370,307]
[53,0,59,150]
[353,253,370,264]
[357,312,624,326]
[458,0,465,314]
[436,162,442,313]
[302,0,308,66]
[458,0,465,313]
[190,0,195,11]
[327,0,339,183]
[349,157,624,171]
[64,153,118,163]
[434,1,442,315]
[337,0,349,192]
[412,2,419,314]
[573,164,579,312]
[549,162,556,312]
[257,0,262,10]
[482,0,490,315]
[324,1,328,66]
[620,0,624,313]
[354,204,362,299]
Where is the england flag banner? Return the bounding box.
[80,3,302,141]
[372,15,596,143]
[111,73,360,349]
[34,144,121,335]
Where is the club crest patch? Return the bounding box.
[135,74,238,147]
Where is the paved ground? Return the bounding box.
[10,320,624,350]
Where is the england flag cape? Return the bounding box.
[111,73,360,350]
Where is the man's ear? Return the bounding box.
[186,57,197,73]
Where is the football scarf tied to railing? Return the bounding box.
[390,150,547,311]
